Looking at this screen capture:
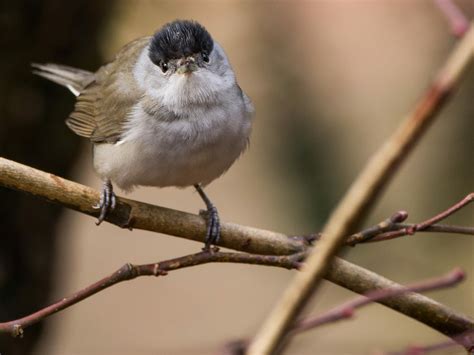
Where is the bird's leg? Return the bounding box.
[194,184,220,251]
[93,179,116,225]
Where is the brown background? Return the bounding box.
[13,1,474,354]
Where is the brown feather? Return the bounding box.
[67,37,150,143]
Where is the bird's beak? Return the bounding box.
[176,57,198,75]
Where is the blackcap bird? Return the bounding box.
[33,20,253,250]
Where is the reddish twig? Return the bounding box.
[307,224,474,246]
[305,193,473,246]
[409,193,473,233]
[435,0,470,37]
[383,330,474,354]
[368,224,474,243]
[396,224,474,236]
[292,268,465,333]
[363,193,473,243]
[0,251,305,337]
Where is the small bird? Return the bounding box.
[33,20,253,250]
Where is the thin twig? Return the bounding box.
[247,21,474,355]
[292,268,465,333]
[435,0,470,37]
[410,193,473,233]
[367,224,474,243]
[383,330,474,355]
[346,211,408,245]
[345,193,474,245]
[0,251,305,337]
[307,223,474,246]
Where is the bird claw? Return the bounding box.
[202,205,220,251]
[195,185,221,251]
[95,181,116,225]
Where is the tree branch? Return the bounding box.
[223,269,468,354]
[246,20,474,355]
[0,250,305,337]
[0,157,473,341]
[0,157,305,256]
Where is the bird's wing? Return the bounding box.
[67,36,151,143]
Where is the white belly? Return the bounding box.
[93,101,252,192]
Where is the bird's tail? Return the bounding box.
[32,63,94,97]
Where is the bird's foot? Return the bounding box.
[195,184,221,251]
[93,180,116,225]
[199,207,221,252]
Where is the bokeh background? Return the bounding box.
[1,1,473,354]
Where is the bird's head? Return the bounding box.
[140,20,235,108]
[149,20,214,77]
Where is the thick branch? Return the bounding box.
[247,21,474,355]
[0,157,305,256]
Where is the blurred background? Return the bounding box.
[0,1,473,354]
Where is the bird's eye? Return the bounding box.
[202,52,210,63]
[159,61,168,73]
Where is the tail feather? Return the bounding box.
[32,63,94,96]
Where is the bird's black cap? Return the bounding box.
[149,20,214,65]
